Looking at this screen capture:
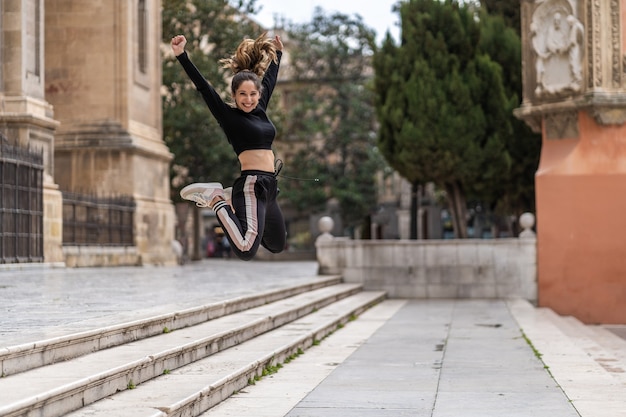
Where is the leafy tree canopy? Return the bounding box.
[373,0,512,237]
[477,0,521,35]
[279,9,386,232]
[476,6,540,218]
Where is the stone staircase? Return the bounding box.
[508,299,626,416]
[0,276,386,417]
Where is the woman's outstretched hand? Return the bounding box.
[171,35,187,56]
[272,35,283,52]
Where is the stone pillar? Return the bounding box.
[0,0,64,263]
[516,0,626,323]
[315,216,339,275]
[44,0,176,265]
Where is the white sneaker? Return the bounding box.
[180,182,224,208]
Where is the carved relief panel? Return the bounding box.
[522,0,626,102]
[518,1,626,130]
[530,0,583,99]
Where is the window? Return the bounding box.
[138,0,147,74]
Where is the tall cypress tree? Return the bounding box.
[373,0,511,238]
[479,0,521,35]
[477,7,541,230]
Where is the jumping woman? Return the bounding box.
[171,33,286,261]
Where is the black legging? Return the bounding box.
[212,170,286,261]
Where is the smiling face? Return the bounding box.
[233,80,260,113]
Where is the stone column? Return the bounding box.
[45,0,176,265]
[0,0,63,263]
[515,0,626,323]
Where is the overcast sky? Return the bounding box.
[251,0,401,43]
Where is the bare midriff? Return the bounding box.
[238,149,275,173]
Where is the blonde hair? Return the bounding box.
[220,32,278,78]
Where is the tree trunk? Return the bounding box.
[445,182,468,238]
[410,182,419,239]
[362,215,372,240]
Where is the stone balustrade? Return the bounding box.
[316,214,537,302]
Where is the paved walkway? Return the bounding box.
[0,259,319,346]
[208,299,583,417]
[288,299,575,417]
[1,260,624,416]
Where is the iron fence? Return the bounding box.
[62,192,135,246]
[0,141,44,263]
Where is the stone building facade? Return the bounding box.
[0,0,176,266]
[516,0,626,323]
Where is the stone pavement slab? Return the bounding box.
[432,300,578,417]
[0,259,319,347]
[209,299,580,417]
[287,300,578,417]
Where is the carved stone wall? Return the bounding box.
[517,0,626,134]
[530,0,583,99]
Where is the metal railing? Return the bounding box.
[0,140,44,263]
[62,192,135,246]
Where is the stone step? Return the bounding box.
[537,308,626,382]
[588,324,626,362]
[0,282,376,417]
[199,299,408,417]
[0,275,342,377]
[508,299,626,417]
[603,325,626,342]
[63,291,387,417]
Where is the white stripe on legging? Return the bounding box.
[217,175,258,252]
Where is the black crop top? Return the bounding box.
[176,50,282,156]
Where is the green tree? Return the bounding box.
[280,8,385,235]
[477,6,541,231]
[479,0,521,35]
[373,0,512,238]
[162,0,264,200]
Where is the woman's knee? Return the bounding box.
[234,249,256,261]
[263,234,286,254]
